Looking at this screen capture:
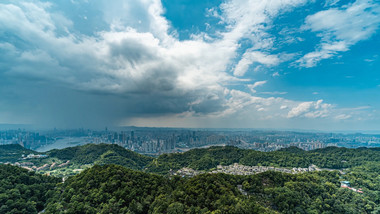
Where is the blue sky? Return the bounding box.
[0,0,379,131]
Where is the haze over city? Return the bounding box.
[1,0,380,131]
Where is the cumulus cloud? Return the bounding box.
[298,0,380,67]
[0,0,313,127]
[287,100,332,118]
[0,1,230,126]
[126,90,362,129]
[0,3,232,103]
[0,0,374,129]
[234,52,280,76]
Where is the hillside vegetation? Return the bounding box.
[44,164,378,213]
[1,144,380,213]
[47,143,153,170]
[45,164,273,213]
[3,143,380,176]
[0,144,36,163]
[0,164,60,213]
[145,146,380,174]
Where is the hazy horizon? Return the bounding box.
[1,123,380,135]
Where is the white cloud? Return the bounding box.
[341,106,371,111]
[0,0,310,104]
[0,1,237,95]
[125,89,374,129]
[219,89,286,117]
[0,1,240,127]
[234,51,280,76]
[364,54,378,62]
[219,0,308,75]
[247,80,267,93]
[215,90,328,121]
[261,91,288,95]
[335,114,352,120]
[298,0,380,67]
[0,0,375,129]
[324,0,341,7]
[251,80,267,88]
[287,100,332,118]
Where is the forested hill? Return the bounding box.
[0,144,36,162]
[43,164,276,213]
[1,145,380,213]
[2,143,380,174]
[145,146,380,174]
[44,164,377,214]
[0,164,60,213]
[47,143,153,170]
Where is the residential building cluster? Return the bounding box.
[212,163,320,175]
[22,153,48,159]
[174,163,322,177]
[340,181,363,193]
[10,160,70,172]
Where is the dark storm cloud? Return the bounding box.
[0,0,231,128]
[109,35,156,65]
[1,0,375,130]
[0,75,227,128]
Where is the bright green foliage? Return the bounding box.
[242,170,377,213]
[45,164,169,214]
[343,162,380,205]
[44,163,380,214]
[45,164,272,214]
[0,164,60,214]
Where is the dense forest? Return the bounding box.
[145,146,380,174]
[0,164,60,214]
[44,164,379,213]
[1,144,380,213]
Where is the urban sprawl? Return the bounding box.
[1,128,380,154]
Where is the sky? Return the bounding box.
[0,0,380,131]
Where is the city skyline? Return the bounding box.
[1,0,380,131]
[2,127,379,154]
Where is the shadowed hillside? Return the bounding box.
[47,143,153,170]
[0,144,36,162]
